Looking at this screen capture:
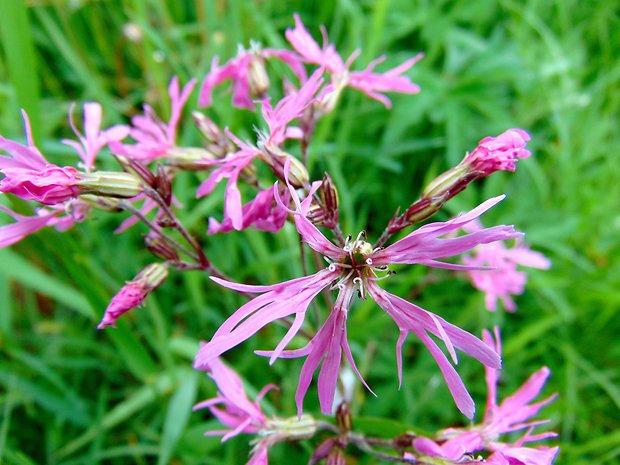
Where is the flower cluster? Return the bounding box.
[0,11,557,465]
[411,329,558,465]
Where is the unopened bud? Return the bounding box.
[307,174,339,228]
[97,263,168,329]
[155,164,172,205]
[145,233,179,261]
[165,147,218,169]
[77,171,143,199]
[115,156,157,188]
[192,111,225,143]
[310,438,338,465]
[326,449,346,465]
[261,414,317,442]
[422,164,469,199]
[260,145,309,188]
[336,402,352,433]
[248,57,270,97]
[79,194,122,211]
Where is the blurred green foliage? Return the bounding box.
[0,0,618,464]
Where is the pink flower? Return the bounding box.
[62,102,129,171]
[1,111,82,205]
[196,131,260,231]
[0,205,61,248]
[462,220,551,312]
[111,77,196,162]
[412,328,558,464]
[98,263,168,329]
[208,184,290,234]
[486,447,559,465]
[464,129,531,176]
[193,358,276,464]
[195,170,522,418]
[199,44,306,110]
[285,14,422,108]
[259,68,327,146]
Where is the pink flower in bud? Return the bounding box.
[111,77,197,162]
[464,129,531,176]
[98,263,168,329]
[208,184,290,235]
[194,358,276,465]
[199,43,307,110]
[1,111,83,205]
[285,14,422,108]
[62,102,129,171]
[412,328,558,464]
[195,165,523,418]
[462,220,551,312]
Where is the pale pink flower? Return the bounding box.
[199,44,306,110]
[285,14,422,108]
[0,205,61,248]
[208,184,290,235]
[196,131,260,231]
[486,447,559,465]
[259,68,327,145]
[98,263,168,329]
[462,220,551,312]
[193,358,276,465]
[195,170,522,418]
[464,129,531,176]
[111,77,197,162]
[62,102,129,171]
[412,328,558,464]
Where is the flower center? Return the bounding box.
[327,232,390,299]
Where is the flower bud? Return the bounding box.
[260,144,309,188]
[261,414,317,442]
[463,129,531,176]
[115,155,157,188]
[145,232,179,261]
[165,147,219,169]
[77,171,143,199]
[97,263,168,329]
[326,449,346,465]
[248,56,270,97]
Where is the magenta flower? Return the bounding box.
[195,171,522,418]
[285,13,422,108]
[462,220,551,312]
[98,263,168,329]
[62,102,129,171]
[111,77,196,162]
[412,328,558,464]
[1,111,82,205]
[208,184,290,235]
[464,129,532,176]
[199,43,307,110]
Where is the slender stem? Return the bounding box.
[145,187,210,267]
[118,201,200,262]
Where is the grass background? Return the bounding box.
[0,0,619,464]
